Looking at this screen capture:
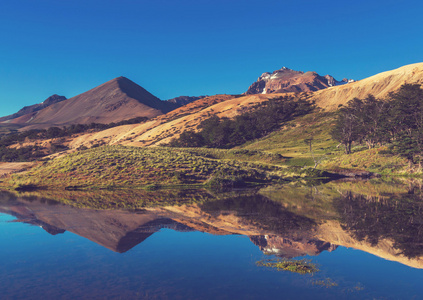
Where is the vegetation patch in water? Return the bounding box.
[256,258,319,274]
[312,278,338,288]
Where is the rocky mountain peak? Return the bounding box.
[42,94,67,105]
[246,66,352,94]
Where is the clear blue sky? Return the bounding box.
[1,0,422,116]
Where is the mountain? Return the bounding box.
[7,77,170,129]
[0,94,67,123]
[108,63,423,147]
[245,67,351,94]
[5,63,423,150]
[165,95,207,109]
[312,62,423,110]
[67,94,236,148]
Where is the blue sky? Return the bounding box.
[1,0,422,116]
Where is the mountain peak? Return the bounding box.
[6,77,170,128]
[114,76,131,82]
[42,94,67,105]
[246,67,350,94]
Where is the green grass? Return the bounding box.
[237,111,415,175]
[321,146,411,175]
[3,108,416,193]
[4,145,330,190]
[239,112,342,166]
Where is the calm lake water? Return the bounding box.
[1,180,423,299]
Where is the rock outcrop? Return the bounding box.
[246,67,351,94]
[165,95,207,109]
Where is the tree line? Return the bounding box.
[0,116,148,162]
[331,84,423,164]
[0,116,148,148]
[169,96,315,149]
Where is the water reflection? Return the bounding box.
[1,179,423,269]
[335,187,423,258]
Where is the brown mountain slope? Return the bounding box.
[17,77,167,129]
[68,94,237,148]
[85,63,423,148]
[12,63,423,150]
[68,94,277,148]
[312,62,423,110]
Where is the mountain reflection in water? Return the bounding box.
[1,179,422,268]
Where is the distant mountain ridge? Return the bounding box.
[3,77,172,129]
[0,94,67,123]
[3,62,423,139]
[246,67,352,94]
[165,95,207,110]
[1,77,212,130]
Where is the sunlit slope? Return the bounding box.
[312,62,423,110]
[6,145,291,189]
[32,62,423,152]
[68,94,283,149]
[240,112,339,166]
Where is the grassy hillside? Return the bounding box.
[240,111,341,166]
[311,62,423,110]
[238,111,416,175]
[320,147,411,175]
[3,145,330,190]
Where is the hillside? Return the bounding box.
[77,63,423,149]
[312,62,423,110]
[240,112,338,166]
[12,77,168,129]
[67,94,277,149]
[2,62,423,179]
[4,145,301,190]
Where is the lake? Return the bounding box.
[1,179,422,299]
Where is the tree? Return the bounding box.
[330,101,362,154]
[359,95,387,148]
[169,96,315,149]
[388,84,423,164]
[169,130,204,147]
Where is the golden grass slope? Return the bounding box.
[18,62,423,151]
[74,63,423,149]
[313,62,423,110]
[68,93,282,149]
